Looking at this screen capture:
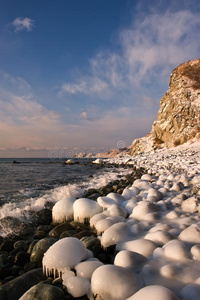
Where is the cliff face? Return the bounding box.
[130,58,200,155]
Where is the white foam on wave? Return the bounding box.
[0,166,130,234]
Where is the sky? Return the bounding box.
[1,0,200,158]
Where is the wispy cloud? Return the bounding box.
[11,17,34,32]
[0,82,153,152]
[81,111,91,121]
[60,9,200,99]
[61,76,112,99]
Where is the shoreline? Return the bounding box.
[0,144,200,299]
[0,165,146,300]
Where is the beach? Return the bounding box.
[0,141,200,299]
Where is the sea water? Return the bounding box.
[0,158,129,235]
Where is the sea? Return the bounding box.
[0,158,130,236]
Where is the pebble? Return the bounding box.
[0,144,200,300]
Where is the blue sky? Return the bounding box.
[1,0,200,157]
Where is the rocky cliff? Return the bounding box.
[130,58,200,155]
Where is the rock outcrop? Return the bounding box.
[130,58,200,155]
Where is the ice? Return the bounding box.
[101,222,132,248]
[114,250,147,269]
[42,237,88,277]
[144,230,173,246]
[73,198,103,223]
[107,204,127,218]
[90,212,108,228]
[62,276,91,298]
[106,192,126,204]
[52,197,75,223]
[181,196,198,213]
[116,239,157,258]
[191,245,200,260]
[91,264,142,300]
[178,224,200,246]
[97,196,115,209]
[130,201,157,220]
[126,285,179,300]
[95,218,115,234]
[39,141,200,299]
[162,240,191,262]
[75,260,103,280]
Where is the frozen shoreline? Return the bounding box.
[1,141,200,299]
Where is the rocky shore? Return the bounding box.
[0,166,146,300]
[0,141,200,299]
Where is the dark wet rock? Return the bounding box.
[59,230,76,239]
[83,188,99,198]
[18,269,25,276]
[18,282,66,300]
[0,262,4,276]
[31,209,52,226]
[37,225,54,233]
[15,251,30,267]
[44,201,54,210]
[3,261,12,270]
[12,160,20,164]
[3,275,16,283]
[0,254,8,264]
[11,265,23,276]
[14,240,27,251]
[24,261,38,272]
[10,247,25,257]
[52,277,63,286]
[0,217,27,237]
[0,268,45,300]
[7,255,15,263]
[49,223,74,239]
[34,230,46,239]
[15,226,36,240]
[88,193,100,200]
[30,238,56,265]
[81,236,102,257]
[70,221,90,232]
[98,185,115,196]
[0,239,14,252]
[27,240,39,255]
[73,230,96,240]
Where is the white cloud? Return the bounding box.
[0,86,153,152]
[61,76,112,99]
[120,10,200,83]
[81,111,90,121]
[61,9,200,99]
[11,17,34,32]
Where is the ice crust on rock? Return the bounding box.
[45,136,200,300]
[52,197,75,223]
[162,239,191,261]
[116,238,157,257]
[97,196,115,209]
[130,201,157,220]
[114,250,147,269]
[101,222,132,248]
[181,197,198,213]
[42,237,88,277]
[63,276,91,298]
[75,260,103,280]
[178,224,200,246]
[144,230,173,246]
[126,285,179,300]
[73,198,103,222]
[91,264,142,300]
[106,192,126,204]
